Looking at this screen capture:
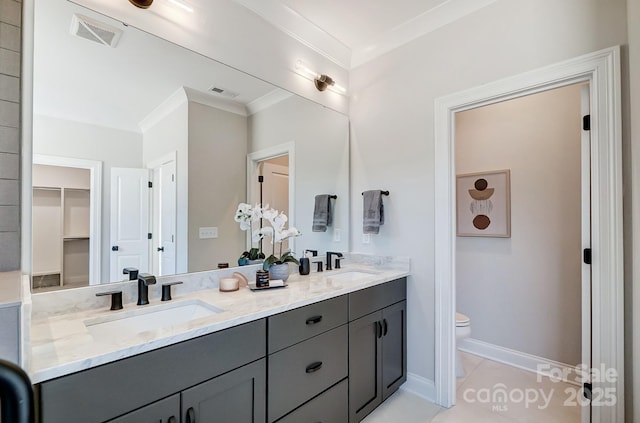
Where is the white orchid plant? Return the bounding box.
[234,203,301,267]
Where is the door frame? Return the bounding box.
[32,154,102,285]
[433,46,623,422]
[247,142,296,254]
[147,151,178,276]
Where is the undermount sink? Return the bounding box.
[85,299,223,338]
[326,271,379,283]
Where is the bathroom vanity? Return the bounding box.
[30,265,408,423]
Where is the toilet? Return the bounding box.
[455,312,471,378]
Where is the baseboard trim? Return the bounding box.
[459,338,581,386]
[400,373,437,403]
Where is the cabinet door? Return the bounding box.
[107,394,179,423]
[348,310,382,422]
[276,379,348,423]
[181,359,266,423]
[382,300,407,400]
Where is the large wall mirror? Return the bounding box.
[30,0,349,292]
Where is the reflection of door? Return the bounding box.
[151,159,177,276]
[260,159,289,251]
[110,168,150,281]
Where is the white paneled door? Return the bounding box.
[110,168,150,281]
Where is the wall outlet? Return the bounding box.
[334,228,341,242]
[199,227,218,239]
[362,233,371,244]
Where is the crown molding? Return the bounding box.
[246,88,293,115]
[138,87,188,133]
[231,0,351,69]
[183,87,248,117]
[351,0,497,68]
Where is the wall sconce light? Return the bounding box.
[295,60,346,94]
[129,0,153,8]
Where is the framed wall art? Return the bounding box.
[456,169,511,237]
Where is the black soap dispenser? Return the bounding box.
[299,250,310,275]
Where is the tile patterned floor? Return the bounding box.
[363,352,583,422]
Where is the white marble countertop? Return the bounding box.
[28,261,409,384]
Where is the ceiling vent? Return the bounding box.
[209,86,240,99]
[70,14,123,48]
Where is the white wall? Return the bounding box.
[626,0,639,420]
[248,95,350,256]
[33,115,143,283]
[142,98,189,274]
[349,0,628,390]
[187,102,247,271]
[455,84,582,366]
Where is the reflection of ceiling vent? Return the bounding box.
[70,14,123,48]
[209,86,240,99]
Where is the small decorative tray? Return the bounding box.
[248,282,288,291]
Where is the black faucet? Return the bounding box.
[326,252,343,271]
[137,273,157,306]
[123,267,139,281]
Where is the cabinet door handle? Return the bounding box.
[306,361,323,373]
[376,321,382,338]
[186,407,196,423]
[382,318,388,336]
[167,417,177,423]
[306,315,323,325]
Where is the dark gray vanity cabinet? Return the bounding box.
[37,319,266,423]
[267,295,349,422]
[107,394,180,423]
[348,278,407,422]
[181,358,266,422]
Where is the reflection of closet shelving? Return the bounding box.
[32,164,91,289]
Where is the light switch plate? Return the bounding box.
[334,228,341,242]
[362,233,371,244]
[199,227,218,239]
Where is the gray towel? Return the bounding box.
[312,195,332,232]
[363,190,384,234]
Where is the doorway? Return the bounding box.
[247,143,295,254]
[433,47,623,423]
[453,83,589,422]
[31,155,102,289]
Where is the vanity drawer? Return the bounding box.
[276,379,348,423]
[38,319,266,423]
[349,277,406,321]
[268,295,347,353]
[268,325,348,422]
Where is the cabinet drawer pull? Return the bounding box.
[168,417,177,423]
[306,315,323,325]
[306,361,323,373]
[186,407,196,423]
[382,318,388,336]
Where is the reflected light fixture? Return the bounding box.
[295,60,346,94]
[129,0,153,8]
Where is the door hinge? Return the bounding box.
[583,382,592,400]
[583,115,591,131]
[148,233,152,240]
[583,248,592,265]
[148,181,153,188]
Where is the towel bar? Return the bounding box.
[361,190,389,196]
[329,195,337,199]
